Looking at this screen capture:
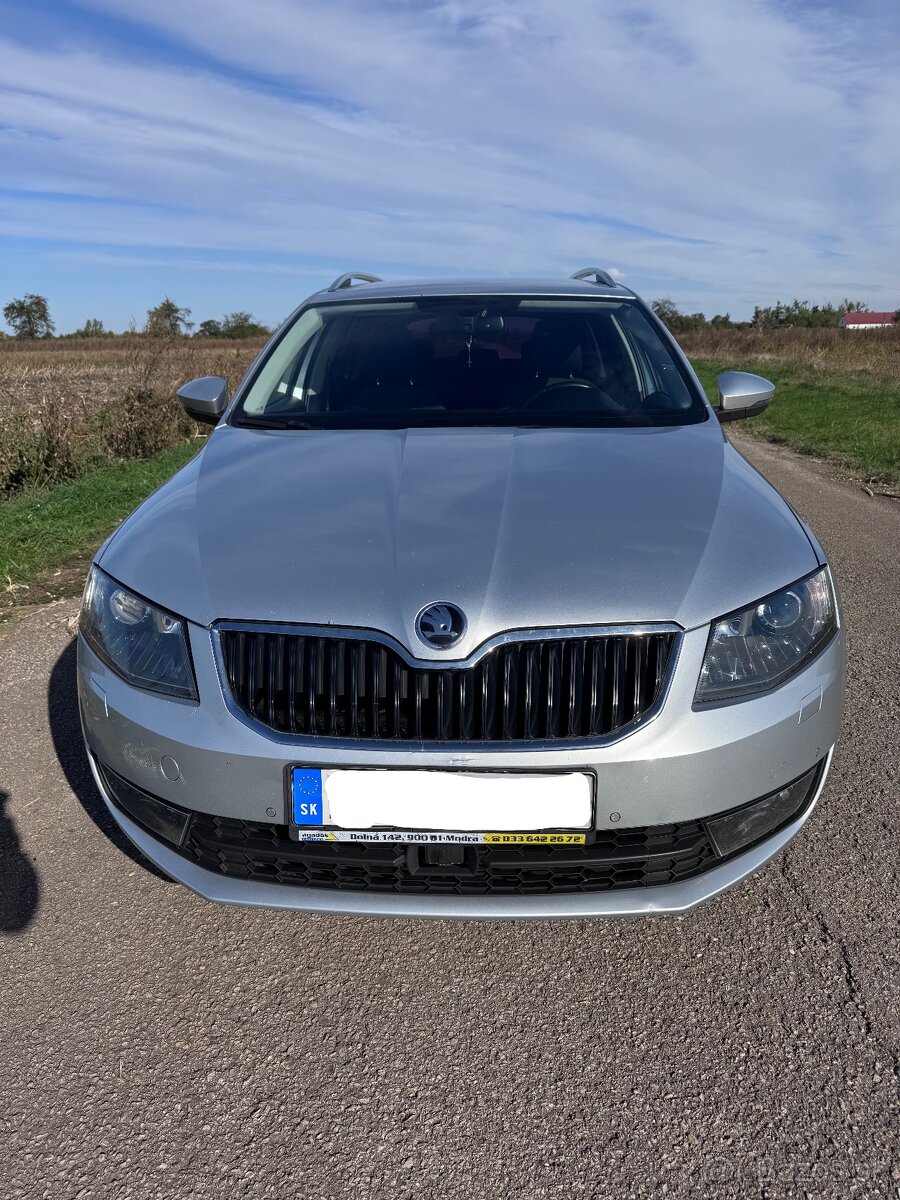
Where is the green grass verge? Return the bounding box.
[0,442,199,588]
[690,357,900,487]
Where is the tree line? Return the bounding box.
[650,296,891,331]
[4,290,895,341]
[1,294,271,340]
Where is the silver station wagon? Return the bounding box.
[77,270,845,917]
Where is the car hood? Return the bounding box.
[99,421,818,656]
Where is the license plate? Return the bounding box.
[289,767,593,844]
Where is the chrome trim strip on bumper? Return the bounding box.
[87,745,832,920]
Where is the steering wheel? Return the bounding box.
[521,378,621,412]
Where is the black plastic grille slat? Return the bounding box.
[183,810,715,896]
[414,669,423,739]
[523,644,540,740]
[390,655,401,739]
[545,642,561,739]
[347,642,359,737]
[220,629,676,744]
[327,642,338,735]
[266,636,278,729]
[501,647,515,740]
[480,654,495,740]
[459,672,474,741]
[306,638,316,733]
[610,638,624,730]
[567,640,583,738]
[248,634,261,718]
[286,636,297,732]
[631,638,643,721]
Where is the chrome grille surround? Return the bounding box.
[214,622,682,748]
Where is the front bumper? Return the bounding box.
[78,620,845,917]
[87,748,830,917]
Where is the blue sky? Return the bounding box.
[2,0,899,331]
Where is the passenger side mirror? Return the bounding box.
[716,371,774,422]
[177,376,229,426]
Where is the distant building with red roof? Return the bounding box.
[839,311,896,330]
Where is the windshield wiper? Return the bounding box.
[235,414,316,429]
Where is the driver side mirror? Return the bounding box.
[177,376,229,426]
[716,371,774,422]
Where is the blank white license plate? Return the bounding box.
[290,767,594,844]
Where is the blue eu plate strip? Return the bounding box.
[292,768,324,825]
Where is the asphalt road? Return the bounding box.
[2,435,899,1200]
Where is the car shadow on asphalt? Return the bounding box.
[0,789,40,933]
[48,640,169,883]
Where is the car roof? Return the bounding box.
[307,276,637,305]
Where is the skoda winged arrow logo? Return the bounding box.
[415,602,467,649]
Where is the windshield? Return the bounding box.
[235,298,707,429]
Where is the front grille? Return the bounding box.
[183,813,715,896]
[219,628,677,743]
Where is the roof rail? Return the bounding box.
[328,271,383,292]
[571,267,618,288]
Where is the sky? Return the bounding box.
[1,0,899,332]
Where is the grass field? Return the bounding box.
[680,326,900,488]
[0,327,897,611]
[0,443,202,622]
[691,358,900,486]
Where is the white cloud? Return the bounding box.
[1,0,898,320]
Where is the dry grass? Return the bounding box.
[0,335,264,497]
[1,325,898,499]
[678,325,900,387]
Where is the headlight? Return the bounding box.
[80,566,198,700]
[695,567,837,704]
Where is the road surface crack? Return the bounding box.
[778,851,900,1103]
